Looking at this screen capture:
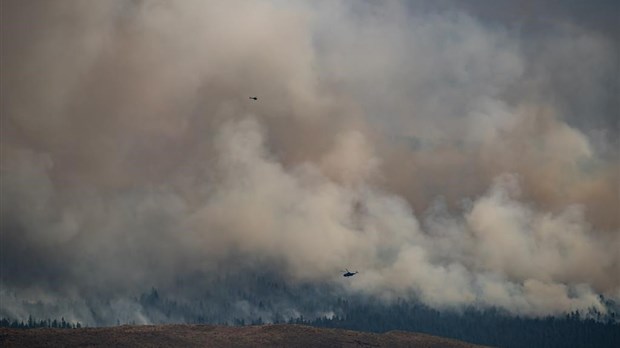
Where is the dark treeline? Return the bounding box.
[298,299,620,348]
[0,316,82,329]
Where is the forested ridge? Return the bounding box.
[304,299,619,348]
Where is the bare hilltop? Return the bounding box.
[0,324,486,347]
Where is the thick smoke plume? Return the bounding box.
[1,1,618,324]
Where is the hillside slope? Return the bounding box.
[0,324,486,347]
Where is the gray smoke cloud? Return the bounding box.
[1,0,618,323]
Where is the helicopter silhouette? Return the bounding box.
[249,96,258,100]
[341,269,358,277]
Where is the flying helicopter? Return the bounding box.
[249,96,258,100]
[342,269,358,277]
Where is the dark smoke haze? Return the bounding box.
[1,0,618,325]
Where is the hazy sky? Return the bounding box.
[1,0,618,323]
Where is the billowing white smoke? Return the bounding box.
[188,117,614,316]
[1,0,618,323]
